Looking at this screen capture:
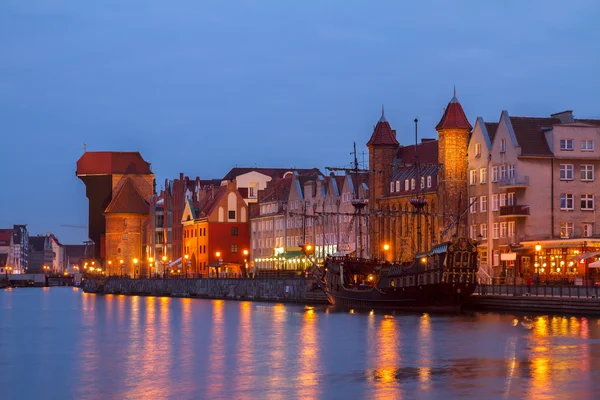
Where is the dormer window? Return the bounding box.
[560,139,574,151]
[404,179,409,191]
[410,179,416,190]
[475,143,481,157]
[500,139,506,153]
[390,182,394,193]
[427,176,432,188]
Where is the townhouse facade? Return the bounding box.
[467,110,600,282]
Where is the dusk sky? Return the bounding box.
[1,1,599,244]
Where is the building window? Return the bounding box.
[508,221,515,238]
[507,192,515,206]
[499,193,506,207]
[581,165,594,181]
[470,224,477,239]
[480,168,487,184]
[500,222,507,238]
[560,193,574,210]
[411,179,415,190]
[493,223,499,239]
[492,166,498,182]
[560,164,574,180]
[499,165,507,180]
[231,227,239,236]
[231,244,238,253]
[508,165,515,178]
[581,194,594,210]
[560,139,574,151]
[426,176,432,188]
[420,177,425,189]
[395,180,400,192]
[500,138,506,152]
[480,196,487,212]
[390,182,395,193]
[583,223,594,237]
[122,233,128,240]
[229,210,236,219]
[560,222,574,238]
[469,197,477,213]
[480,224,487,239]
[475,143,481,157]
[469,170,477,185]
[492,194,499,211]
[581,139,594,151]
[404,179,409,191]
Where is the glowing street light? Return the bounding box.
[215,251,221,258]
[383,244,390,251]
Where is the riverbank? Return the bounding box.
[465,294,600,315]
[82,278,329,304]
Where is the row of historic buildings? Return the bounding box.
[75,91,600,282]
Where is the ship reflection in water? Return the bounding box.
[2,289,600,399]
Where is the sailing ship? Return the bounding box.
[304,119,479,312]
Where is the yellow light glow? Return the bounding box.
[243,249,249,256]
[108,260,112,265]
[383,244,390,251]
[184,254,189,260]
[162,256,167,262]
[133,258,139,264]
[421,257,427,263]
[149,257,154,263]
[216,252,221,258]
[120,259,124,264]
[535,244,542,252]
[306,244,312,251]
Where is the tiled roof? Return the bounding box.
[484,122,499,143]
[198,185,229,217]
[396,139,439,165]
[104,178,149,214]
[76,152,152,175]
[575,119,600,126]
[367,110,399,146]
[261,177,292,202]
[0,229,11,246]
[222,167,320,181]
[385,165,440,198]
[435,92,472,131]
[200,179,222,187]
[509,117,560,157]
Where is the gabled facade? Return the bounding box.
[467,110,600,282]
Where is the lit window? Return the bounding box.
[480,196,487,212]
[404,179,409,191]
[560,222,574,238]
[469,170,477,185]
[480,224,487,239]
[411,179,415,190]
[420,177,425,189]
[427,176,432,188]
[395,180,400,192]
[231,244,238,253]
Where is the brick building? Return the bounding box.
[368,91,472,260]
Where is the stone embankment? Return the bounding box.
[83,278,329,304]
[465,295,600,315]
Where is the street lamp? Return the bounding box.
[108,260,112,275]
[133,258,139,279]
[243,249,249,277]
[148,257,154,279]
[383,243,390,261]
[215,252,221,278]
[119,259,124,278]
[184,254,189,279]
[162,255,167,278]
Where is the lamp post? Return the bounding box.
[243,249,249,278]
[215,251,221,278]
[119,259,124,278]
[535,243,541,283]
[107,260,112,276]
[383,243,390,262]
[133,258,139,279]
[184,254,189,279]
[148,257,154,279]
[162,255,167,279]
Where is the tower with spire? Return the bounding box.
[367,106,398,203]
[435,88,472,238]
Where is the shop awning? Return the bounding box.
[588,260,600,269]
[282,251,304,259]
[568,251,600,261]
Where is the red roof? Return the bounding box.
[77,152,152,176]
[0,229,11,246]
[485,122,499,143]
[104,178,149,214]
[367,108,399,146]
[397,139,439,165]
[509,117,560,157]
[435,92,472,131]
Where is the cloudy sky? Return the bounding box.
[1,0,599,243]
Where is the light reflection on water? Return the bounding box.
[2,289,600,399]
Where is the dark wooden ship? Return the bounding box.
[310,235,478,312]
[305,120,479,312]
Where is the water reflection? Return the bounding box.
[5,289,600,399]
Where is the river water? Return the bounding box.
[1,288,600,399]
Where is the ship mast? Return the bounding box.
[410,118,427,255]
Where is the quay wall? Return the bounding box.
[82,278,328,304]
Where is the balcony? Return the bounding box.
[498,175,529,189]
[499,205,530,218]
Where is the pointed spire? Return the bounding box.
[450,86,458,103]
[379,104,387,122]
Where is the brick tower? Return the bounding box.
[367,107,399,258]
[76,152,154,274]
[435,89,472,238]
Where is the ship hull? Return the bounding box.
[323,280,475,312]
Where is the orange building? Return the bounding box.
[181,181,250,277]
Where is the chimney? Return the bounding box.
[551,110,574,123]
[179,172,184,180]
